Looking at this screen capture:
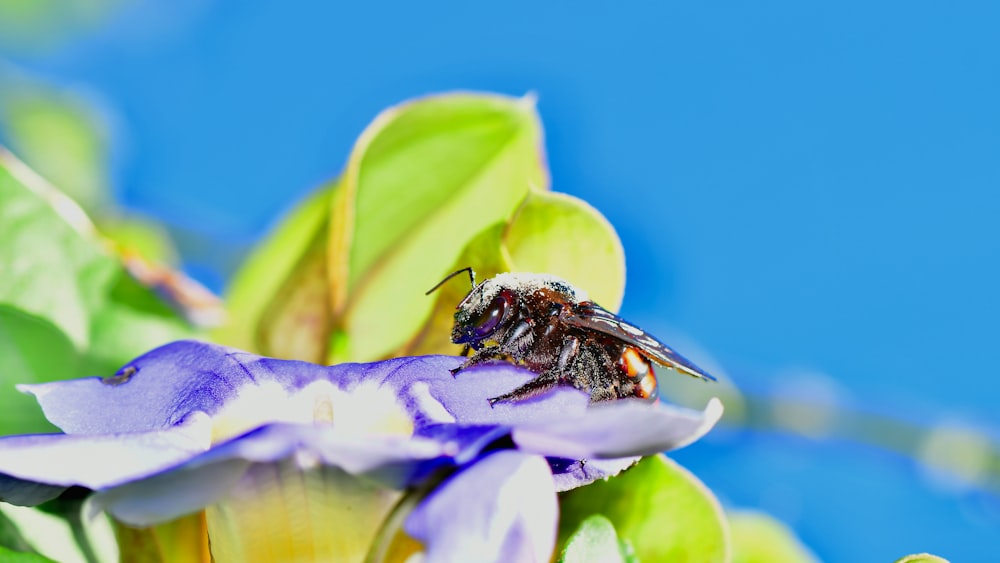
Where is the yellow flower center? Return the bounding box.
[209,380,415,444]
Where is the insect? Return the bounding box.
[427,268,715,405]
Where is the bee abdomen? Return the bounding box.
[618,346,658,400]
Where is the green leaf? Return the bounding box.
[1,89,109,213]
[728,510,818,563]
[0,306,70,433]
[0,150,109,349]
[558,455,729,563]
[0,149,196,432]
[559,514,628,563]
[503,189,626,311]
[331,92,546,362]
[214,184,334,356]
[0,503,117,563]
[0,505,36,554]
[0,545,57,562]
[893,555,950,563]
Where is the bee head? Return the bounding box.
[452,279,516,348]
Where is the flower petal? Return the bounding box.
[89,458,250,526]
[512,397,724,460]
[413,363,591,426]
[406,451,557,563]
[0,414,211,490]
[546,457,638,492]
[18,341,336,434]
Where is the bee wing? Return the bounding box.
[564,302,716,382]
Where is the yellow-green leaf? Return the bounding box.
[728,510,818,563]
[1,89,109,213]
[893,554,950,563]
[215,184,335,354]
[558,455,729,563]
[503,189,625,312]
[559,514,628,563]
[330,92,546,362]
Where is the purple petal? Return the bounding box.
[414,424,511,465]
[17,341,539,437]
[19,341,333,434]
[407,363,591,426]
[88,457,249,526]
[406,451,557,563]
[88,422,457,525]
[0,417,210,489]
[546,457,638,492]
[512,397,724,460]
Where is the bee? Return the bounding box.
[427,268,715,405]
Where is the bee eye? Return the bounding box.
[474,296,507,337]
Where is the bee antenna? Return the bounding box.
[425,267,476,296]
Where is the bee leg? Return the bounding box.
[488,335,582,405]
[487,371,560,407]
[460,345,471,357]
[506,319,533,349]
[449,348,506,376]
[556,336,580,374]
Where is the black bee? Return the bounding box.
[427,268,715,404]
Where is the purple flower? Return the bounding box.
[0,341,722,562]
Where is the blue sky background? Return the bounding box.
[2,1,998,560]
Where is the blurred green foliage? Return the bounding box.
[0,89,109,214]
[728,510,818,563]
[0,0,126,53]
[0,150,195,434]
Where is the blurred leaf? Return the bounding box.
[0,0,125,53]
[728,510,818,563]
[894,555,950,563]
[99,215,180,265]
[114,514,210,563]
[0,545,56,562]
[330,92,546,362]
[1,91,109,213]
[0,502,117,563]
[0,149,196,431]
[0,306,70,433]
[0,500,35,553]
[503,189,626,312]
[256,222,334,362]
[0,148,110,349]
[215,184,334,356]
[558,514,628,563]
[558,454,729,563]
